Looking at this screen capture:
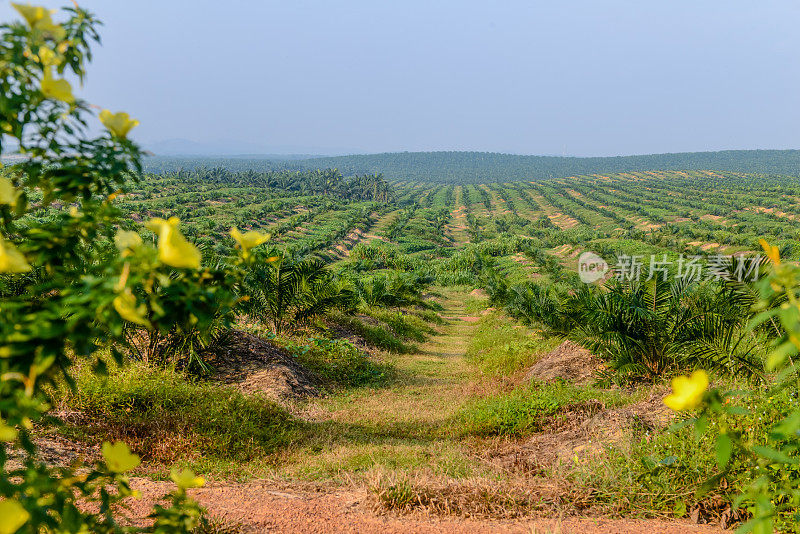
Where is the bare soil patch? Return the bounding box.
[700,214,726,224]
[8,433,100,470]
[748,206,799,221]
[548,213,580,229]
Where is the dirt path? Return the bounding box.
[363,209,400,243]
[445,186,472,245]
[305,289,475,426]
[124,291,724,532]
[126,479,722,533]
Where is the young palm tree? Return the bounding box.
[503,282,563,331]
[351,271,434,309]
[240,250,354,334]
[568,277,766,383]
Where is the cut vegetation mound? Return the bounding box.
[508,387,672,470]
[205,330,320,402]
[524,340,603,385]
[488,341,673,472]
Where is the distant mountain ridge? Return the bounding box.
[142,149,800,183]
[143,138,362,157]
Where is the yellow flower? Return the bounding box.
[12,3,65,39]
[37,45,60,66]
[112,289,150,327]
[145,217,201,269]
[759,238,780,266]
[99,110,139,139]
[664,370,709,411]
[171,468,205,490]
[114,230,142,255]
[12,3,48,25]
[0,237,31,274]
[230,227,270,258]
[0,419,17,442]
[0,498,29,534]
[101,441,140,473]
[0,177,21,208]
[40,68,74,103]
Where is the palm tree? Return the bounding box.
[568,277,767,383]
[240,250,354,334]
[503,282,563,330]
[352,271,434,310]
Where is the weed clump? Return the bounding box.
[467,311,560,376]
[369,472,558,518]
[459,380,629,436]
[282,337,391,387]
[62,363,297,465]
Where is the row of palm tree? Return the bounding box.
[237,251,438,335]
[162,168,394,202]
[484,258,781,384]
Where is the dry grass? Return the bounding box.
[366,467,605,521]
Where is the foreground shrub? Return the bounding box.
[609,242,800,532]
[0,6,257,530]
[571,378,796,527]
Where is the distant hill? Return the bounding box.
[142,149,800,183]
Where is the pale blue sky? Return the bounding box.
[3,1,799,156]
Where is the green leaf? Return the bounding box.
[660,455,678,466]
[0,499,29,534]
[695,473,725,499]
[751,445,799,465]
[747,308,779,330]
[736,517,773,534]
[770,410,800,439]
[716,433,732,470]
[766,340,797,371]
[694,414,708,437]
[673,500,686,518]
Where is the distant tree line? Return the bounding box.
[142,150,800,184]
[156,167,393,202]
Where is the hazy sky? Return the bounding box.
[3,1,800,156]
